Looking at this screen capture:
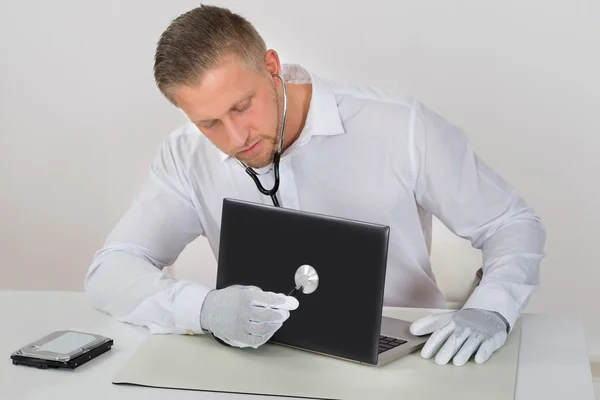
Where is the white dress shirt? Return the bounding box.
[84,64,546,335]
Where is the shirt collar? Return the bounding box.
[218,63,345,162]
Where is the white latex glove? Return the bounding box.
[409,308,509,366]
[199,285,299,348]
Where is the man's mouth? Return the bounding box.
[238,139,263,158]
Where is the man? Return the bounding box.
[84,5,546,366]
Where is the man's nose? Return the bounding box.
[223,118,249,147]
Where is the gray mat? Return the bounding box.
[113,308,521,399]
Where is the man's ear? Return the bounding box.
[263,49,281,79]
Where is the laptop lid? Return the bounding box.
[216,198,390,365]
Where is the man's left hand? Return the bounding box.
[409,308,509,366]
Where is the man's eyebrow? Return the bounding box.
[194,90,254,125]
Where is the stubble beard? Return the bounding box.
[243,85,282,169]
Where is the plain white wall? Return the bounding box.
[1,0,599,356]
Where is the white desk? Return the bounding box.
[1,290,595,400]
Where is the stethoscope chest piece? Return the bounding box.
[213,264,319,347]
[293,264,319,295]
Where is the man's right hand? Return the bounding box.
[199,285,299,348]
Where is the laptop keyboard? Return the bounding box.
[378,335,407,354]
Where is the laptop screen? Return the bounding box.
[216,198,391,364]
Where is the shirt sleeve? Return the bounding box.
[409,101,546,332]
[84,132,212,335]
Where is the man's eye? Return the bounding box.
[201,120,218,129]
[236,101,251,112]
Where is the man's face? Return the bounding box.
[172,55,282,169]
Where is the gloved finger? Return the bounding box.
[246,321,283,337]
[232,284,257,289]
[250,306,290,324]
[420,320,456,359]
[474,332,507,364]
[217,335,250,348]
[452,333,484,366]
[410,312,455,336]
[222,332,271,349]
[434,327,471,365]
[243,330,275,348]
[252,291,300,311]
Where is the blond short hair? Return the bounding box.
[153,4,267,105]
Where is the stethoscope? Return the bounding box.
[213,74,319,347]
[233,74,319,295]
[233,73,287,207]
[232,75,321,295]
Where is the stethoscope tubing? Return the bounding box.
[234,73,287,208]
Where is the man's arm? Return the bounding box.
[410,101,546,331]
[84,133,210,334]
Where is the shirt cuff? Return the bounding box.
[173,282,213,335]
[461,285,521,333]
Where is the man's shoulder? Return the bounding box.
[324,78,417,131]
[332,82,414,108]
[325,77,415,111]
[160,122,216,157]
[153,121,220,171]
[161,122,202,150]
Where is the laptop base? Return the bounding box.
[377,316,428,366]
[270,316,427,367]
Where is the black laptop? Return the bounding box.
[216,198,427,366]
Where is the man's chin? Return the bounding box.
[237,153,274,169]
[235,151,270,168]
[241,159,271,169]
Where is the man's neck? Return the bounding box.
[281,83,312,153]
